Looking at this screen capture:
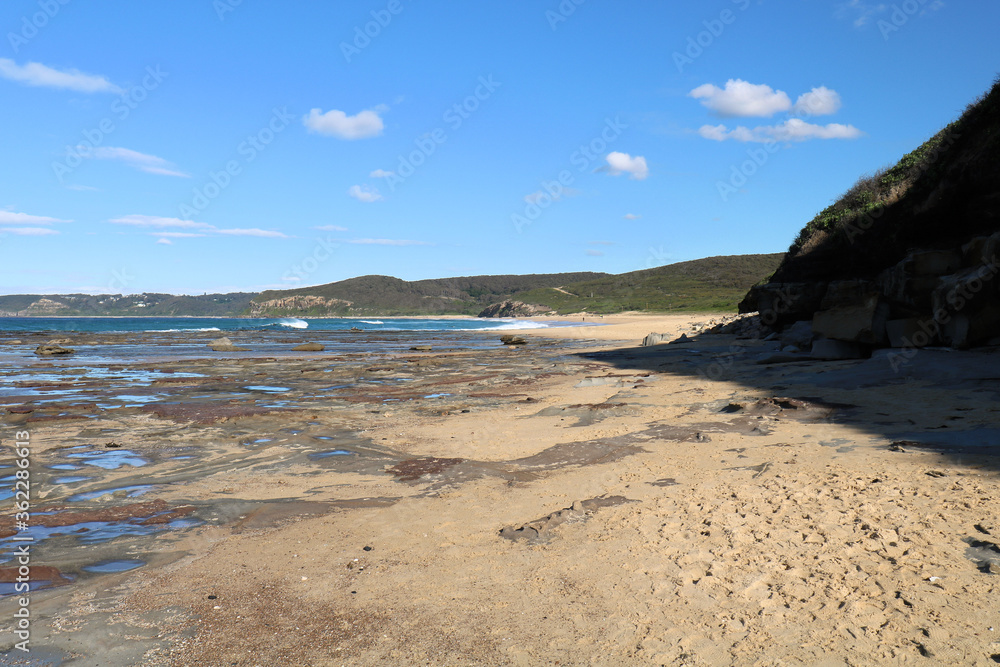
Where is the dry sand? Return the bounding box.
[3,318,1000,665]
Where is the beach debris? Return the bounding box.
[208,336,250,352]
[500,335,527,345]
[34,344,75,356]
[500,495,635,543]
[293,342,325,352]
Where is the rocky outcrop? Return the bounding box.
[478,300,547,318]
[744,233,1000,351]
[34,344,74,356]
[248,296,352,317]
[292,342,325,352]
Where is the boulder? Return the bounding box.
[34,344,74,356]
[779,320,814,350]
[810,339,867,360]
[292,342,325,352]
[641,332,666,346]
[500,335,527,346]
[208,336,249,352]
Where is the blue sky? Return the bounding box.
[1,0,996,295]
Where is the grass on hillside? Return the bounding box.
[789,74,1000,256]
[515,254,784,314]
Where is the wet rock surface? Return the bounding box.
[3,325,1000,665]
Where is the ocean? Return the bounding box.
[0,316,562,334]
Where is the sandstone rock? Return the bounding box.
[820,280,880,310]
[812,293,890,345]
[478,300,546,318]
[932,264,1000,315]
[208,336,250,352]
[500,335,527,345]
[738,282,827,325]
[755,351,809,364]
[292,342,325,352]
[810,339,866,360]
[34,344,74,356]
[886,318,937,348]
[642,332,666,346]
[780,320,815,349]
[908,250,962,276]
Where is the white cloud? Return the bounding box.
[156,238,173,245]
[369,169,395,178]
[0,211,71,225]
[110,215,212,229]
[690,79,792,118]
[87,147,188,177]
[0,58,122,94]
[314,225,348,232]
[793,87,842,116]
[348,185,383,203]
[698,119,864,143]
[623,213,641,220]
[586,249,604,257]
[112,216,288,240]
[214,228,289,238]
[345,238,431,246]
[304,108,384,139]
[838,0,887,27]
[149,231,206,238]
[0,227,59,236]
[605,152,649,180]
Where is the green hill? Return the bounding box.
[0,293,256,317]
[514,254,784,314]
[249,254,784,317]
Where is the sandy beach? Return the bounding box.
[2,316,1000,665]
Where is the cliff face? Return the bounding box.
[478,300,549,318]
[247,296,352,317]
[742,76,1000,350]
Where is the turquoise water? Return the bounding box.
[0,316,558,334]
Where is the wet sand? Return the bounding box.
[2,319,1000,665]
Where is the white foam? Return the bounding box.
[360,320,384,325]
[278,318,309,329]
[148,327,222,333]
[452,319,552,331]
